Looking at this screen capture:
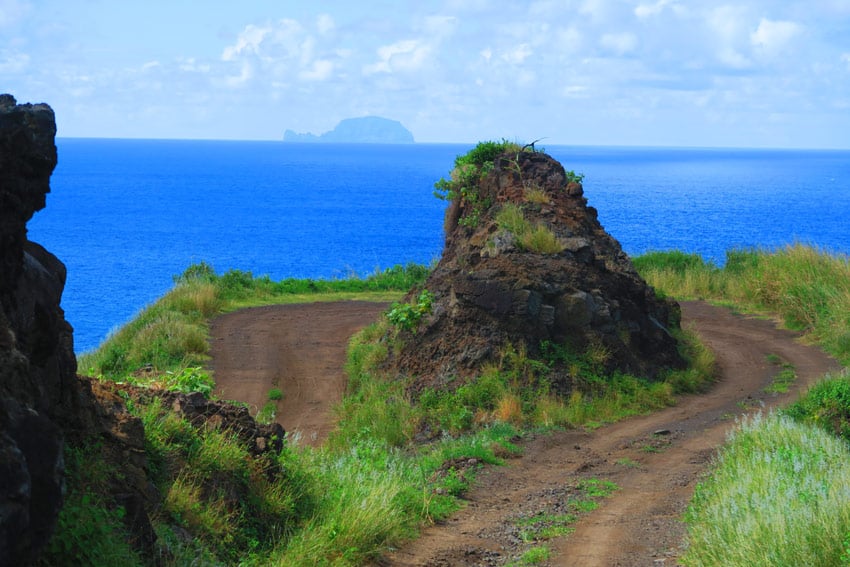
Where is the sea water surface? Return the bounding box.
[27,139,850,354]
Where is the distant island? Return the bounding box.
[284,116,414,144]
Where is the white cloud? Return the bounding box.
[0,49,29,73]
[708,5,749,43]
[178,57,210,73]
[501,43,532,65]
[717,48,751,69]
[223,62,253,88]
[600,32,637,55]
[562,85,589,98]
[423,15,458,38]
[363,39,430,75]
[751,18,801,52]
[299,59,333,81]
[316,14,334,35]
[222,24,271,61]
[842,53,850,70]
[635,0,674,19]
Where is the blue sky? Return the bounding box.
[2,0,849,147]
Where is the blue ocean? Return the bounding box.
[27,140,850,354]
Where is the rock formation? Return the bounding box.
[0,94,81,565]
[389,148,685,392]
[0,94,287,565]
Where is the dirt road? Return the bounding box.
[208,300,841,565]
[209,301,388,445]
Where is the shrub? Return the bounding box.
[387,289,434,332]
[435,139,524,228]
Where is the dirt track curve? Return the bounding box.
[209,300,841,565]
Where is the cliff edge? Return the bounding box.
[0,94,78,565]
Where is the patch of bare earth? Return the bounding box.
[207,300,841,565]
[209,301,388,446]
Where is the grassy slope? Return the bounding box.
[58,254,714,566]
[636,245,850,566]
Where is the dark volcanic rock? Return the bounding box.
[0,94,78,566]
[389,150,685,392]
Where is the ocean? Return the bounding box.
[27,140,850,354]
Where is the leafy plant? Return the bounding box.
[434,139,523,228]
[268,388,284,401]
[387,289,434,332]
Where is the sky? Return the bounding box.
[2,0,849,148]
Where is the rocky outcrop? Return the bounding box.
[389,149,685,392]
[0,94,78,566]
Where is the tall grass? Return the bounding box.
[682,413,850,567]
[634,244,850,364]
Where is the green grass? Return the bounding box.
[637,245,850,566]
[79,261,429,380]
[634,244,850,365]
[65,244,850,565]
[37,445,145,567]
[495,203,564,254]
[682,413,850,567]
[783,369,850,441]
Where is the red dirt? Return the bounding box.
[208,300,841,565]
[209,301,388,446]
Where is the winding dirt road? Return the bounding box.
[209,300,840,565]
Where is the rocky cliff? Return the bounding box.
[0,94,287,566]
[389,147,685,392]
[0,94,79,565]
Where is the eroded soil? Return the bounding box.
[209,301,388,445]
[209,300,841,565]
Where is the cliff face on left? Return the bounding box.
[0,94,81,565]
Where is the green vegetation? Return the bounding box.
[434,139,523,227]
[268,387,284,401]
[61,239,850,566]
[386,288,434,332]
[637,244,850,566]
[495,203,564,254]
[764,358,796,394]
[634,244,850,365]
[80,261,430,380]
[784,370,850,441]
[38,445,145,567]
[56,241,719,565]
[681,413,850,567]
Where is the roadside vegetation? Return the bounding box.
[637,244,850,566]
[60,252,714,565]
[634,243,850,365]
[55,135,850,566]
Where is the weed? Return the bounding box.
[784,370,850,441]
[387,289,434,332]
[434,139,523,228]
[616,457,641,468]
[256,401,277,424]
[524,185,550,205]
[268,387,284,401]
[577,478,619,498]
